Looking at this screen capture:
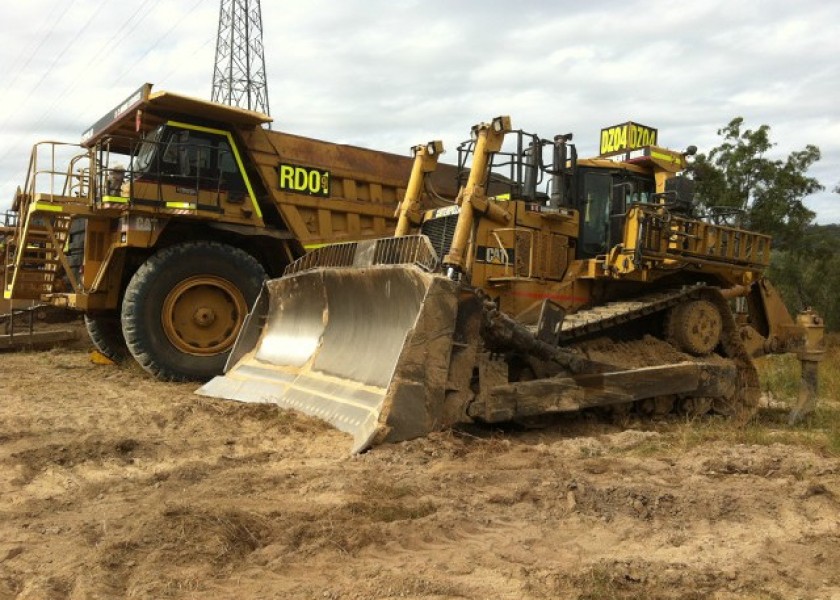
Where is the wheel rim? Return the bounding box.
[161,275,247,356]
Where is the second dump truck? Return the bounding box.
[3,83,458,379]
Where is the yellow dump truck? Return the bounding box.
[3,83,459,379]
[200,118,824,452]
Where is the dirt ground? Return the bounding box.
[1,341,839,599]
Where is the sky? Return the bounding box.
[0,0,838,222]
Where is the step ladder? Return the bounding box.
[4,209,74,300]
[3,140,94,301]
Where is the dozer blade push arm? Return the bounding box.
[394,141,444,237]
[443,116,512,276]
[469,361,738,423]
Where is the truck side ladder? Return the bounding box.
[3,142,93,300]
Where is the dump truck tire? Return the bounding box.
[84,313,129,362]
[122,241,266,381]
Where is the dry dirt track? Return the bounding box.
[1,346,839,599]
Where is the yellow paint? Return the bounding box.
[30,202,63,214]
[303,241,359,250]
[89,350,116,366]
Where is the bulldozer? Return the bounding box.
[199,117,825,452]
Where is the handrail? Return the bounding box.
[630,204,771,268]
[23,141,95,204]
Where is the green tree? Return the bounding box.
[690,117,823,247]
[766,225,840,330]
[690,118,837,328]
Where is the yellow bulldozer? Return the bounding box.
[198,116,825,452]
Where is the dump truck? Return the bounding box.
[198,117,826,453]
[2,83,461,379]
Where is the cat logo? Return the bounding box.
[278,163,330,197]
[476,245,515,265]
[599,122,658,157]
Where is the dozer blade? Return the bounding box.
[198,266,460,453]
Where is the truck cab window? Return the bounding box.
[219,148,237,175]
[134,126,164,174]
[217,142,247,202]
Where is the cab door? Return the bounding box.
[608,173,655,249]
[578,170,612,258]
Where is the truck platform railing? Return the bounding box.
[18,141,96,210]
[17,135,240,216]
[3,141,94,301]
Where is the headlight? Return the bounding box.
[427,141,443,156]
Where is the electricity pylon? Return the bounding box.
[211,0,270,118]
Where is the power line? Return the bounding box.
[0,0,110,140]
[0,0,112,168]
[82,0,166,71]
[157,34,217,89]
[20,0,167,132]
[3,0,81,94]
[109,0,210,90]
[0,0,211,169]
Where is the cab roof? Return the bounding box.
[81,83,273,151]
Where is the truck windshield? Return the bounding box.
[133,126,164,173]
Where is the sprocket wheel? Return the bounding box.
[667,299,723,356]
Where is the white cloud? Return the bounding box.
[0,0,838,223]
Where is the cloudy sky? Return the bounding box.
[1,0,838,221]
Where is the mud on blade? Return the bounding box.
[198,266,459,453]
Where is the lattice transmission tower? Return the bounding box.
[211,0,271,118]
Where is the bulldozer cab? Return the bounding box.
[448,123,691,264]
[577,166,658,258]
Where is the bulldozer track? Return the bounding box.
[553,284,760,418]
[558,285,706,343]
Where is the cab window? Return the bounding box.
[141,127,247,201]
[580,172,611,257]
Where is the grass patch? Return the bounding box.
[628,336,840,457]
[626,406,840,459]
[345,499,437,522]
[755,333,840,404]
